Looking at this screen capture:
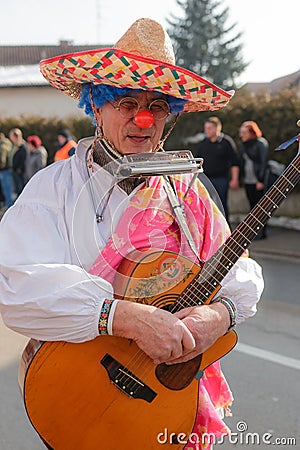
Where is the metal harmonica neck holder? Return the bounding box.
[114,150,203,179]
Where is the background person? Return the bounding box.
[239,120,269,239]
[0,19,263,450]
[25,135,48,181]
[54,129,77,161]
[0,132,14,208]
[8,128,28,196]
[195,116,240,223]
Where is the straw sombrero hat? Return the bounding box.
[40,18,234,112]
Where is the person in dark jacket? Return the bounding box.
[0,132,14,208]
[239,120,269,238]
[9,128,28,196]
[195,116,240,223]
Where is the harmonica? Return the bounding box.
[114,150,203,178]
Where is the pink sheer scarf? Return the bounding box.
[90,175,233,449]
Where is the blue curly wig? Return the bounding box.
[78,83,187,120]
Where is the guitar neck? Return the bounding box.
[177,149,300,308]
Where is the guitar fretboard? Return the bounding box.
[175,148,300,310]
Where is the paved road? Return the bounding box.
[251,253,300,306]
[220,300,300,449]
[219,253,300,449]
[0,321,44,450]
[0,254,299,450]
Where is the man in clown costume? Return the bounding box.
[0,18,263,450]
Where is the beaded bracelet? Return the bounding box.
[212,296,237,332]
[98,299,115,335]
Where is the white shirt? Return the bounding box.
[0,137,264,342]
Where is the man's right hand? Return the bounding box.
[112,301,195,364]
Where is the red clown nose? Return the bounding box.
[133,110,155,128]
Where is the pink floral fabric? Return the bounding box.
[89,175,233,449]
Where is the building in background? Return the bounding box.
[0,41,108,118]
[243,69,300,96]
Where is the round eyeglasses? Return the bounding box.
[110,97,170,120]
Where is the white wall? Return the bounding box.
[228,188,300,217]
[0,86,86,119]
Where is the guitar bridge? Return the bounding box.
[100,353,157,403]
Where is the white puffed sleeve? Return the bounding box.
[0,201,113,343]
[218,256,264,323]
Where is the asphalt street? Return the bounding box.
[220,297,300,449]
[0,321,44,450]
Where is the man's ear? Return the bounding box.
[95,108,103,127]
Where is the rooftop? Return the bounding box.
[243,69,300,94]
[0,41,108,66]
[0,41,109,88]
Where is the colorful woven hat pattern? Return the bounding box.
[40,18,234,112]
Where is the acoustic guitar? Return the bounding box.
[19,138,300,450]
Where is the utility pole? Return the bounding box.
[96,0,101,43]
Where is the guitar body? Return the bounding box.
[20,249,237,450]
